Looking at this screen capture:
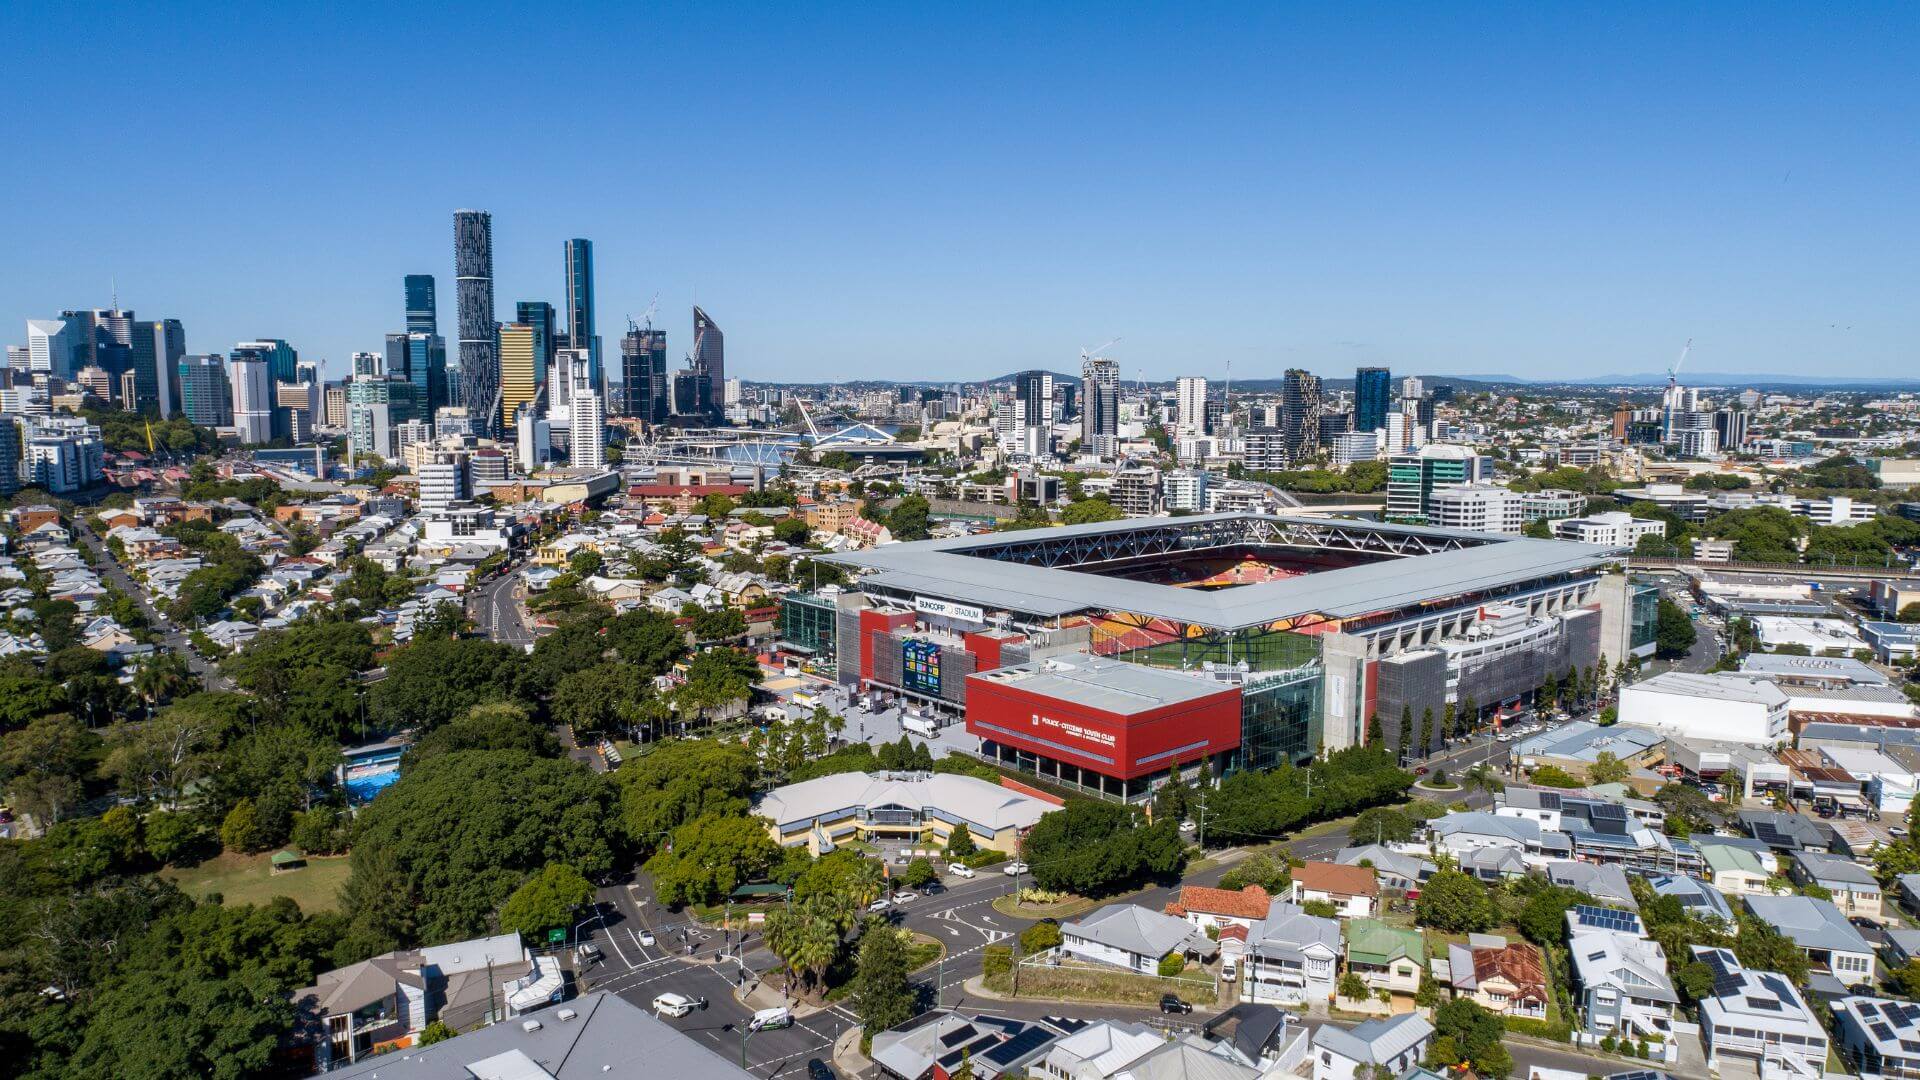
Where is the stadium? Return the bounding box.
[781,513,1656,802]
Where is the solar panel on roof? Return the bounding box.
[1746,997,1782,1011]
[1874,1023,1897,1041]
[939,1024,978,1048]
[1540,792,1563,810]
[983,1027,1055,1065]
[1573,905,1641,932]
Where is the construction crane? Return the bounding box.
[1668,338,1693,383]
[1079,337,1120,365]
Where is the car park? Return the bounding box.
[652,993,706,1017]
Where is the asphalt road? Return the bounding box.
[74,518,232,692]
[470,569,535,647]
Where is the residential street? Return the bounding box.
[73,517,233,692]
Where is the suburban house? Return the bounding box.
[1546,861,1638,908]
[1459,846,1531,881]
[1741,894,1877,987]
[1566,907,1679,1042]
[1645,873,1736,925]
[1426,812,1546,861]
[1061,903,1218,975]
[1343,919,1424,997]
[1290,862,1379,919]
[870,1011,1066,1080]
[1310,1013,1434,1080]
[1240,903,1342,1006]
[1835,996,1920,1080]
[1791,851,1884,919]
[1446,935,1549,1019]
[1032,1020,1165,1080]
[1693,947,1828,1077]
[1165,884,1277,934]
[1693,838,1781,895]
[1737,809,1832,854]
[289,933,563,1072]
[1334,845,1435,892]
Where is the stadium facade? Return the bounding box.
[789,513,1647,802]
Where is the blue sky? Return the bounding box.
[3,3,1915,384]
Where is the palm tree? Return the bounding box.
[845,859,885,909]
[133,653,192,711]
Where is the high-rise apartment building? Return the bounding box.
[1281,369,1323,460]
[1354,366,1392,434]
[497,324,539,436]
[178,355,232,427]
[353,351,383,378]
[563,239,598,388]
[228,354,274,444]
[570,384,606,469]
[324,384,347,428]
[693,306,723,413]
[405,274,437,334]
[133,317,185,417]
[1081,355,1120,458]
[1175,376,1208,436]
[454,209,497,433]
[622,327,668,422]
[1400,375,1424,401]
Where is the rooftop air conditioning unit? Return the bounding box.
[522,1020,542,1032]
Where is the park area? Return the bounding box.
[164,851,352,913]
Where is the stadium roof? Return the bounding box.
[824,513,1619,630]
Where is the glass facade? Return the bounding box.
[1354,366,1391,434]
[778,594,838,662]
[1238,665,1322,771]
[1629,581,1660,653]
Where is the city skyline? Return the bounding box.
[4,5,1916,383]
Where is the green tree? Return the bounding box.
[852,922,916,1047]
[901,857,937,888]
[343,750,621,943]
[644,813,781,908]
[1060,498,1126,525]
[1428,998,1512,1077]
[1351,806,1416,845]
[945,821,977,857]
[405,703,561,765]
[65,965,294,1080]
[219,798,264,853]
[1415,869,1498,932]
[1654,597,1697,659]
[568,549,605,578]
[1587,751,1630,786]
[1338,971,1369,1000]
[418,1020,455,1045]
[1020,800,1187,895]
[1,713,100,824]
[887,495,933,540]
[1019,920,1063,954]
[499,863,597,939]
[369,635,528,731]
[614,738,757,852]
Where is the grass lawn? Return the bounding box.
[983,959,1216,1007]
[991,892,1107,921]
[165,852,352,913]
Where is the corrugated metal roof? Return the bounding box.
[825,513,1618,630]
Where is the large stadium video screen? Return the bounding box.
[902,639,942,696]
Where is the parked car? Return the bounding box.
[1004,861,1030,876]
[867,897,893,913]
[948,863,976,879]
[652,993,706,1017]
[575,943,603,964]
[1179,821,1197,833]
[807,1060,839,1080]
[892,890,918,903]
[639,930,656,947]
[1159,993,1193,1014]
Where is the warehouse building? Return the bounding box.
[1619,673,1791,746]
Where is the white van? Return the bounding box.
[1220,957,1238,982]
[748,1007,793,1032]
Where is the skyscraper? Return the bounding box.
[1081,355,1119,458]
[569,354,606,469]
[497,324,539,437]
[1175,376,1209,436]
[178,355,231,427]
[26,319,79,379]
[454,210,497,433]
[237,339,298,384]
[1281,369,1323,460]
[564,239,598,389]
[693,306,724,415]
[1354,366,1392,434]
[622,326,668,423]
[405,274,437,334]
[515,301,557,410]
[135,317,185,417]
[228,354,274,444]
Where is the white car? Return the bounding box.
[639,930,656,947]
[1003,861,1029,876]
[948,863,976,879]
[892,890,918,903]
[867,897,893,913]
[1179,821,1197,833]
[652,992,703,1017]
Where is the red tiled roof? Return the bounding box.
[1166,885,1272,921]
[1294,861,1380,898]
[1473,942,1547,999]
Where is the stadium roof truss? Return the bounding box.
[823,512,1623,633]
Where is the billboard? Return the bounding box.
[902,639,942,696]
